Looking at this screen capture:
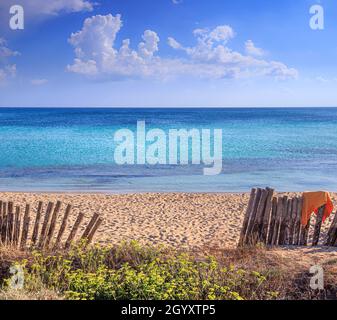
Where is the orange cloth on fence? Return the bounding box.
[301,191,334,227]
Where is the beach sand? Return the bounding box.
[0,191,337,254]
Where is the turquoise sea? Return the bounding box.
[0,107,337,193]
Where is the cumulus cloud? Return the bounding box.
[0,0,94,17]
[245,40,265,57]
[0,38,17,84]
[67,14,298,81]
[168,27,297,80]
[67,14,163,78]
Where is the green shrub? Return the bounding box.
[2,241,278,300]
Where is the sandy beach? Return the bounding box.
[1,191,337,253]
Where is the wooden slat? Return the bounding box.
[45,201,62,248]
[284,199,293,245]
[81,213,100,240]
[288,198,298,245]
[31,202,43,246]
[86,218,103,245]
[20,204,30,250]
[293,197,302,245]
[325,211,337,246]
[65,212,84,249]
[278,196,289,245]
[261,188,275,244]
[1,202,7,243]
[38,202,54,249]
[267,197,278,245]
[300,217,310,246]
[250,188,269,245]
[7,202,14,245]
[13,206,21,247]
[238,188,256,246]
[53,204,72,250]
[312,205,325,246]
[271,197,283,245]
[244,188,262,245]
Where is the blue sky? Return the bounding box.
[0,0,337,107]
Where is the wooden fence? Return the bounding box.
[239,188,337,247]
[0,200,103,251]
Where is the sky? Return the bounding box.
[0,0,337,107]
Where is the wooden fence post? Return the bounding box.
[81,213,100,240]
[238,188,256,246]
[20,204,30,250]
[1,202,7,243]
[45,201,62,248]
[38,202,54,249]
[325,211,337,246]
[31,202,43,246]
[271,197,284,245]
[283,199,292,245]
[244,188,262,245]
[7,202,14,245]
[288,198,298,245]
[13,206,21,247]
[261,188,275,244]
[312,205,325,246]
[65,212,84,249]
[267,197,278,245]
[293,197,302,245]
[278,196,289,245]
[300,218,310,246]
[250,188,269,245]
[53,204,72,250]
[86,218,103,245]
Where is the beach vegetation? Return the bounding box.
[0,241,336,300]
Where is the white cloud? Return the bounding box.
[67,14,298,81]
[0,0,94,17]
[172,0,183,4]
[67,14,163,78]
[31,78,48,85]
[245,40,265,57]
[0,38,17,84]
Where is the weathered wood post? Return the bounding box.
[20,204,30,250]
[278,196,289,245]
[293,197,303,245]
[251,188,269,245]
[244,188,262,245]
[31,202,43,246]
[13,206,21,247]
[312,205,325,246]
[1,202,7,243]
[53,204,72,250]
[45,201,62,248]
[284,198,293,245]
[86,218,103,245]
[65,212,84,249]
[289,198,298,245]
[238,188,256,246]
[38,202,54,249]
[7,202,14,245]
[81,213,100,240]
[261,188,275,244]
[267,197,278,245]
[325,212,337,246]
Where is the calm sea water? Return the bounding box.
[1,107,337,192]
